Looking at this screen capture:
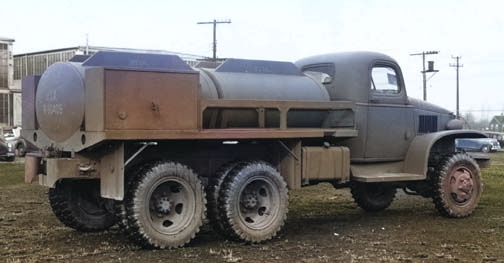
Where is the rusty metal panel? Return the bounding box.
[302,146,350,181]
[104,70,199,130]
[103,128,348,140]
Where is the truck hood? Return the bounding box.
[408,97,452,115]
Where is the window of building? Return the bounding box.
[0,93,11,125]
[0,43,8,89]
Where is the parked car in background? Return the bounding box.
[1,127,27,157]
[0,136,15,161]
[455,138,501,153]
[485,131,504,148]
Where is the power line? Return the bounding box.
[197,19,231,61]
[450,56,463,119]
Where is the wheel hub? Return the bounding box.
[450,169,474,203]
[155,196,171,214]
[241,192,258,209]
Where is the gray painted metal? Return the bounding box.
[403,130,488,176]
[215,58,302,75]
[296,52,399,103]
[36,62,85,143]
[200,69,329,101]
[199,63,331,128]
[295,52,464,162]
[82,51,195,73]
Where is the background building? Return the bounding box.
[0,37,15,128]
[488,115,504,132]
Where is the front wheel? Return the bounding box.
[218,161,289,243]
[432,153,482,218]
[481,145,490,153]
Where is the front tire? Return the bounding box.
[218,161,288,243]
[124,162,206,248]
[481,145,490,153]
[48,179,118,231]
[432,153,482,218]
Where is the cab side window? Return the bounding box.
[371,66,400,94]
[302,63,335,85]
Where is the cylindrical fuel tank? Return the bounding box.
[35,62,85,142]
[199,70,329,101]
[197,58,330,128]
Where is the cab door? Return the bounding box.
[364,63,415,161]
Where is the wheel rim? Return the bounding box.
[448,166,475,204]
[237,176,279,231]
[147,177,195,235]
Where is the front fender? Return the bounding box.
[403,130,488,177]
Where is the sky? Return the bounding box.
[1,0,503,120]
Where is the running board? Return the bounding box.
[351,162,426,183]
[352,173,425,183]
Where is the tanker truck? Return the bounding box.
[22,51,489,249]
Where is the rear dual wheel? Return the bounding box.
[123,162,206,249]
[206,162,239,235]
[212,161,289,243]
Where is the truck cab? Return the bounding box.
[297,52,461,162]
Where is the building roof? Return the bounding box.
[0,37,15,43]
[491,115,504,124]
[13,46,204,61]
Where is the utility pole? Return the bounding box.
[410,51,439,101]
[197,19,231,61]
[450,56,463,119]
[85,34,89,55]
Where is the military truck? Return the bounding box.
[22,51,488,249]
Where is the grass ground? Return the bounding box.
[1,153,504,262]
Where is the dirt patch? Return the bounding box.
[1,154,504,263]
